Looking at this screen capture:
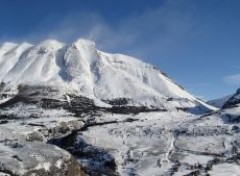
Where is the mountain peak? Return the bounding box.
[0,42,18,53]
[73,38,96,48]
[37,39,65,52]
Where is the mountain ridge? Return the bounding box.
[0,38,216,112]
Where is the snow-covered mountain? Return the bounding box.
[220,88,240,122]
[0,39,215,112]
[3,39,238,176]
[208,94,233,108]
[222,88,240,109]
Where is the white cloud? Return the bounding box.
[11,0,197,62]
[223,74,240,85]
[187,83,213,87]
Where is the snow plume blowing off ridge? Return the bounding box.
[0,38,216,112]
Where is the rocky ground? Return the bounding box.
[1,89,240,176]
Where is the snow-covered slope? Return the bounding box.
[0,39,214,112]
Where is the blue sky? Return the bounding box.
[0,0,240,100]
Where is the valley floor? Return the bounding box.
[1,106,240,176]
